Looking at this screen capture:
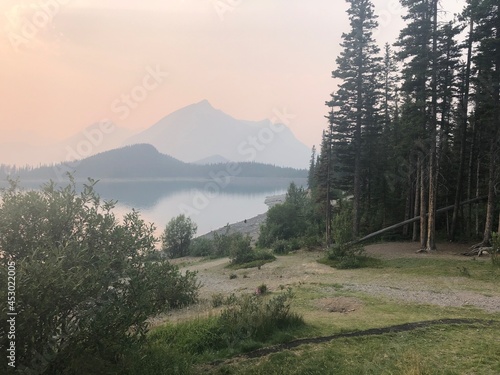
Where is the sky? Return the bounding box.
[0,0,466,156]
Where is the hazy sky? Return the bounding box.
[1,0,465,151]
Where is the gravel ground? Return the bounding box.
[172,243,500,316]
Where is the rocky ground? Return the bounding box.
[197,193,286,243]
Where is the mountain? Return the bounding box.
[193,154,230,165]
[0,123,135,167]
[2,144,307,181]
[125,100,311,169]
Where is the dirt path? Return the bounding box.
[172,242,500,316]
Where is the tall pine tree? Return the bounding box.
[327,0,382,239]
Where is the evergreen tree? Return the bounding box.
[327,0,382,238]
[469,0,500,246]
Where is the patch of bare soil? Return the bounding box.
[314,297,362,313]
[363,241,476,260]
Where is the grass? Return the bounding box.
[212,322,500,374]
[125,246,500,374]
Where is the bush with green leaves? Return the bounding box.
[228,234,275,267]
[0,178,199,374]
[258,183,311,247]
[229,233,254,264]
[328,199,365,269]
[149,288,303,355]
[188,237,215,257]
[161,214,197,258]
[219,288,302,347]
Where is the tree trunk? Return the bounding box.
[450,18,473,241]
[349,196,488,246]
[412,159,420,242]
[420,157,428,249]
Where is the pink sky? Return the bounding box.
[0,0,465,152]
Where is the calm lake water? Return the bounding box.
[88,177,306,237]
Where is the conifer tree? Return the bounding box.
[327,0,382,238]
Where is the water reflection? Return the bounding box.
[92,177,305,236]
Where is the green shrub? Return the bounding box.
[328,200,365,269]
[212,225,234,258]
[147,289,303,356]
[229,233,254,264]
[272,239,291,254]
[256,284,268,295]
[161,214,197,258]
[218,289,303,347]
[258,183,311,247]
[0,178,199,374]
[301,235,323,250]
[188,237,214,257]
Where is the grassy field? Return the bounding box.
[131,242,500,375]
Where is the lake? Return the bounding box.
[88,177,306,237]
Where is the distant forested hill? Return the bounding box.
[0,144,307,181]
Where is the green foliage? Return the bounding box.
[272,238,302,254]
[188,237,215,257]
[229,233,254,264]
[258,183,321,248]
[211,225,234,258]
[147,289,303,359]
[256,284,268,295]
[328,200,365,269]
[0,178,199,374]
[161,214,197,258]
[228,234,276,267]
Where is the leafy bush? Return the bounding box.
[161,214,197,258]
[328,200,365,269]
[227,234,276,267]
[212,224,234,258]
[272,239,291,254]
[147,289,303,357]
[272,238,302,254]
[258,183,311,247]
[0,178,199,374]
[256,284,268,295]
[229,233,254,264]
[188,237,215,257]
[219,288,303,346]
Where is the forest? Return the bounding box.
[309,0,500,253]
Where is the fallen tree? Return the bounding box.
[347,195,489,248]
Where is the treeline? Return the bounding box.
[310,0,499,250]
[0,144,307,181]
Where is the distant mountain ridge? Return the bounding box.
[125,100,310,169]
[1,100,311,169]
[1,144,307,181]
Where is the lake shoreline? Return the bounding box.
[197,193,286,243]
